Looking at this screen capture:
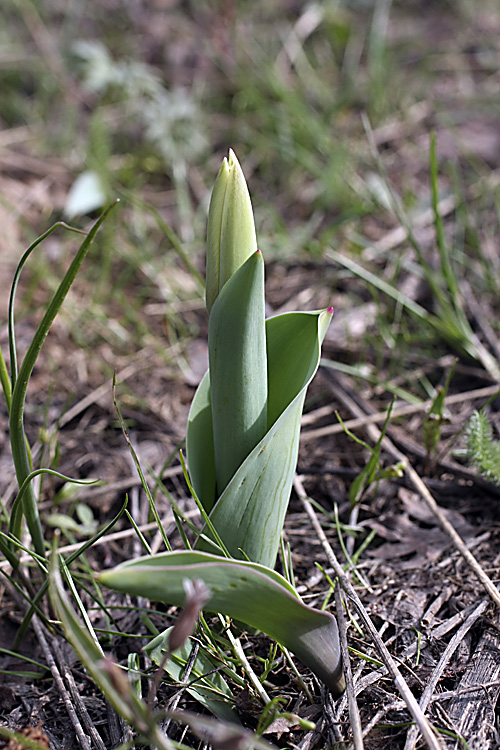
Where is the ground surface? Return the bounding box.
[1,1,500,748]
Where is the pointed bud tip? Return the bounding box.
[256,249,262,254]
[327,306,334,313]
[227,148,238,169]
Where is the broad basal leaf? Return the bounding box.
[97,550,344,695]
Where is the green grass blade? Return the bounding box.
[179,451,229,556]
[119,190,205,291]
[48,545,153,729]
[429,133,474,338]
[11,469,97,524]
[8,204,118,557]
[429,132,457,300]
[327,248,478,361]
[146,628,239,722]
[8,222,87,390]
[0,348,12,413]
[13,497,129,649]
[112,376,172,551]
[98,550,345,695]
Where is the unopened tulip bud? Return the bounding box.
[205,149,257,314]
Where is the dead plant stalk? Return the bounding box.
[294,474,444,750]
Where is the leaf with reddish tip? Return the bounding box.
[188,307,333,568]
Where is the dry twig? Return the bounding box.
[403,600,488,750]
[52,637,109,750]
[301,383,500,442]
[325,372,500,609]
[31,615,91,750]
[334,584,364,750]
[294,474,444,750]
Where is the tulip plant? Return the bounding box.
[99,151,344,696]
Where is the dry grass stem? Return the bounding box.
[31,615,92,750]
[294,474,444,750]
[334,584,364,750]
[326,372,500,609]
[301,383,500,442]
[403,600,488,750]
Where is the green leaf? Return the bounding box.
[422,361,455,457]
[97,550,345,695]
[188,308,332,568]
[8,206,116,558]
[347,401,393,507]
[186,371,217,512]
[45,514,82,534]
[209,251,267,496]
[146,628,239,723]
[266,308,332,429]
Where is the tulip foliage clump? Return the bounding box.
[99,151,344,695]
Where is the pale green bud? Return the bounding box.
[205,149,257,314]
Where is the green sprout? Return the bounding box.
[99,151,345,696]
[465,410,500,485]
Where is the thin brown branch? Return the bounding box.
[294,474,444,750]
[334,584,364,750]
[301,383,500,442]
[52,637,109,750]
[31,615,91,750]
[326,372,500,609]
[403,600,488,750]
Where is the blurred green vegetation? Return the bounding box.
[1,0,499,389]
